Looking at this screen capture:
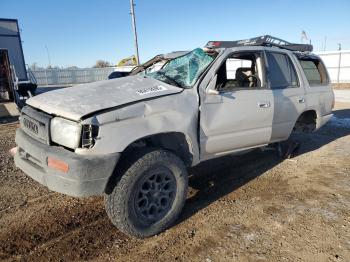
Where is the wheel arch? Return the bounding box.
[293,109,318,132]
[104,132,194,194]
[124,132,194,167]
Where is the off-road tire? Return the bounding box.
[105,149,188,238]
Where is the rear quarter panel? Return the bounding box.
[295,55,334,128]
[305,84,334,128]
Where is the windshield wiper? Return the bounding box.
[157,71,182,88]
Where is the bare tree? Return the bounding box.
[30,63,38,70]
[94,60,111,68]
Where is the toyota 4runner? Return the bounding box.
[14,36,334,238]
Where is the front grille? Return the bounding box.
[20,106,53,145]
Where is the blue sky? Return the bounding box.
[2,0,350,68]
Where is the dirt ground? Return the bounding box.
[0,103,349,262]
[332,83,350,90]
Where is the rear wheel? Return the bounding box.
[105,149,188,238]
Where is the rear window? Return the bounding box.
[298,59,329,86]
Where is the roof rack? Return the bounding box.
[206,35,313,52]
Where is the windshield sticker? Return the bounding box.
[136,85,167,95]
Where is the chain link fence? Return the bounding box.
[32,66,133,86]
[315,50,350,84]
[31,51,350,87]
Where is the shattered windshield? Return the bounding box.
[147,48,215,88]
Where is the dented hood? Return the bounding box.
[26,75,182,121]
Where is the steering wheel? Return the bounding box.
[248,75,260,87]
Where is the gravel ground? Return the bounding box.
[0,102,349,262]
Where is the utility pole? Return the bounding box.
[45,45,51,68]
[337,43,342,89]
[129,0,140,65]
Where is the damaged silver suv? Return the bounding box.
[14,36,334,238]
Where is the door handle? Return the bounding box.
[258,102,271,108]
[298,97,305,104]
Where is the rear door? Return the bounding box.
[265,51,306,142]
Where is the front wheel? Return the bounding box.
[105,149,188,238]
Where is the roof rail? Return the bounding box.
[205,35,313,52]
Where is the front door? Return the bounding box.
[199,51,274,158]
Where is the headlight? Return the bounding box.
[50,117,82,149]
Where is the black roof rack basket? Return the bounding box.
[206,35,313,52]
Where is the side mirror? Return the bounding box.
[206,74,219,95]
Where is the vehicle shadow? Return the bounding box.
[292,108,350,156]
[0,116,18,124]
[178,108,350,224]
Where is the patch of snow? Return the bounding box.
[328,116,350,128]
[334,90,350,103]
[244,232,257,242]
[310,207,338,221]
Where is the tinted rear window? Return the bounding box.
[299,59,329,86]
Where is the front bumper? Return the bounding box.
[14,129,120,197]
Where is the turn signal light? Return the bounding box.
[47,157,69,173]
